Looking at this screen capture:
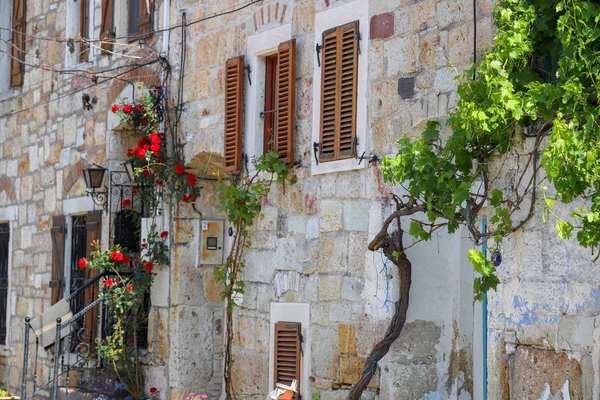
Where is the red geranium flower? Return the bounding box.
[122,105,133,113]
[125,285,132,291]
[132,187,138,195]
[110,251,124,262]
[143,169,150,177]
[111,104,119,113]
[150,143,160,154]
[127,148,133,157]
[145,262,153,272]
[149,387,158,394]
[148,133,160,144]
[155,179,163,186]
[160,231,168,238]
[141,243,147,248]
[78,258,87,269]
[122,199,131,208]
[175,164,186,175]
[122,255,130,264]
[137,148,147,158]
[182,194,192,203]
[138,138,146,148]
[187,173,197,186]
[141,117,149,125]
[104,278,114,287]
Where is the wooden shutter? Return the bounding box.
[224,56,244,174]
[275,39,296,164]
[137,0,152,36]
[50,215,65,305]
[274,322,302,393]
[84,210,102,350]
[100,0,114,53]
[79,0,89,62]
[319,21,359,162]
[10,0,25,88]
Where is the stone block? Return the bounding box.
[311,325,339,377]
[448,22,473,67]
[319,200,343,232]
[339,355,364,385]
[243,250,277,283]
[380,363,438,400]
[230,350,269,398]
[370,12,394,39]
[341,277,363,301]
[390,320,440,364]
[275,237,298,270]
[343,201,369,232]
[256,205,278,232]
[288,215,306,235]
[557,316,595,352]
[512,346,581,400]
[384,34,417,76]
[338,324,356,355]
[174,219,195,244]
[204,270,223,303]
[408,0,436,32]
[317,275,342,302]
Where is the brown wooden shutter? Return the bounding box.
[10,0,25,88]
[274,322,302,393]
[100,0,114,53]
[137,0,152,36]
[79,0,89,62]
[319,21,359,162]
[224,56,245,174]
[84,210,102,350]
[50,215,65,305]
[275,39,296,164]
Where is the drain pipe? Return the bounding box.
[482,219,488,399]
[161,0,170,57]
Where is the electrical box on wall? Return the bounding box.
[199,220,225,265]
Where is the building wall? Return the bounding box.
[1,1,597,400]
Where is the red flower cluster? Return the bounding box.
[110,251,124,262]
[175,163,186,175]
[104,278,114,287]
[122,199,131,208]
[143,261,153,272]
[125,285,132,291]
[78,258,87,269]
[111,104,119,113]
[122,105,133,113]
[187,173,196,186]
[149,387,158,394]
[160,231,168,238]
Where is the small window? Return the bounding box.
[128,0,152,37]
[79,0,92,62]
[273,322,302,395]
[100,0,115,53]
[10,0,25,88]
[0,223,10,345]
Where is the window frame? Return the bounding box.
[128,0,153,39]
[244,24,292,166]
[0,2,13,93]
[311,0,369,175]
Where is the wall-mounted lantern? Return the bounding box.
[83,163,108,210]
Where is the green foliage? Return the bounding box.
[382,0,600,298]
[215,152,296,309]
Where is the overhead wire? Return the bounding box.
[0,0,263,45]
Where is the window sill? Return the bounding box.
[311,157,365,175]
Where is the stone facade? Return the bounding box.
[1,0,599,400]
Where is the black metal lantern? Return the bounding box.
[83,163,107,190]
[83,163,108,210]
[121,160,135,183]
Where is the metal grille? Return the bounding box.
[69,216,87,315]
[0,223,9,345]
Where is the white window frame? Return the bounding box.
[0,206,17,348]
[311,0,369,175]
[244,24,292,165]
[65,0,96,67]
[0,2,13,94]
[269,303,310,397]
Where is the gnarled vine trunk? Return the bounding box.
[347,207,417,400]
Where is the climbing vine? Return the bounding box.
[214,151,296,400]
[349,1,600,398]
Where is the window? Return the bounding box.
[311,0,369,175]
[273,322,302,393]
[100,0,115,52]
[79,0,92,62]
[10,0,25,88]
[318,21,359,163]
[0,223,9,345]
[128,0,152,37]
[269,303,309,396]
[228,25,296,174]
